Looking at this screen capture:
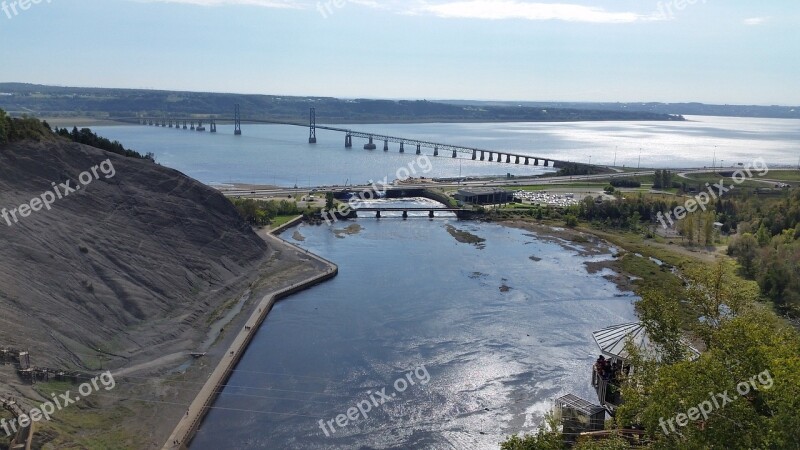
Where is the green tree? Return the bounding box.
[616,262,800,449]
[500,414,564,450]
[325,192,335,211]
[564,214,578,228]
[756,223,771,246]
[0,108,9,144]
[729,233,759,277]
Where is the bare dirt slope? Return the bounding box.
[0,138,269,370]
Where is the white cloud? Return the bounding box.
[743,17,769,26]
[132,0,655,23]
[134,0,303,8]
[412,1,646,23]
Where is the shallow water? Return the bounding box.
[190,200,638,449]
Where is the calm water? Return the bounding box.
[94,115,800,187]
[190,200,637,449]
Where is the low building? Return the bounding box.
[454,188,513,205]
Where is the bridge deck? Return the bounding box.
[125,117,559,163]
[354,207,463,212]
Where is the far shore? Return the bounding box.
[38,116,687,128]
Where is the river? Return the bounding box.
[94,115,800,187]
[189,199,638,449]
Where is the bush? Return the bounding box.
[610,179,641,188]
[564,214,578,228]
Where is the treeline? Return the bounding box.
[652,169,675,189]
[0,108,54,143]
[1,108,152,162]
[553,163,606,177]
[230,198,304,226]
[572,195,667,230]
[568,186,800,311]
[610,179,642,188]
[53,126,152,160]
[0,84,684,123]
[727,189,800,313]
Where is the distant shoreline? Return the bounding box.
[41,116,687,128]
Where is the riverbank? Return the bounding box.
[499,218,722,295]
[161,229,338,450]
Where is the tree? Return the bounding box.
[756,223,770,246]
[500,413,564,450]
[729,233,758,277]
[325,192,335,211]
[0,108,8,145]
[564,214,578,228]
[616,262,800,449]
[702,212,715,245]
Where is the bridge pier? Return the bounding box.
[234,104,242,135]
[434,146,439,157]
[472,150,477,160]
[197,121,205,131]
[309,107,317,143]
[453,150,458,158]
[345,134,353,148]
[402,211,408,219]
[506,154,511,163]
[182,121,187,130]
[416,144,421,155]
[210,120,217,133]
[544,160,550,167]
[364,136,377,150]
[190,122,195,130]
[399,142,404,153]
[534,158,539,166]
[429,210,434,218]
[384,140,389,151]
[376,211,381,218]
[525,157,530,165]
[168,120,173,128]
[489,152,494,162]
[480,151,485,161]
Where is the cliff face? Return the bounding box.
[0,139,268,368]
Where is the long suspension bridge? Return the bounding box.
[125,106,563,167]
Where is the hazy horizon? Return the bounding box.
[2,81,799,109]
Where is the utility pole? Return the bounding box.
[712,147,716,169]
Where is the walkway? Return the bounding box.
[161,229,337,449]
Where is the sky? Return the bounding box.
[1,0,798,105]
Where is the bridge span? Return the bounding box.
[125,106,564,168]
[352,207,467,219]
